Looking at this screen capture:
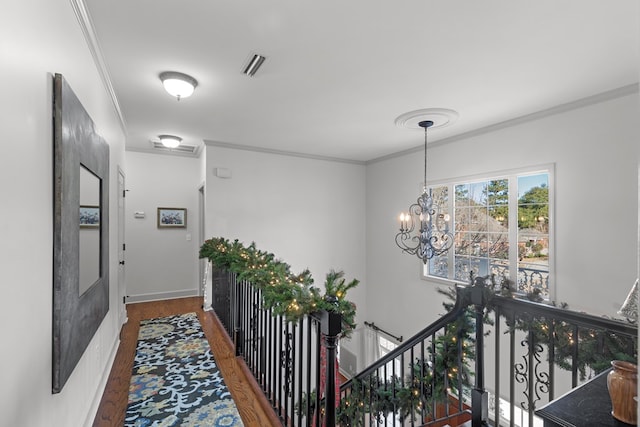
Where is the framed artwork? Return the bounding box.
[158,207,187,228]
[79,205,100,228]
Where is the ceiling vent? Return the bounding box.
[242,53,266,77]
[150,140,200,155]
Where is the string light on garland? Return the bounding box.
[199,237,359,337]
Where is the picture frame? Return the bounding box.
[157,207,187,228]
[79,205,100,228]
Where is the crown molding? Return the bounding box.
[70,0,127,135]
[368,83,639,165]
[204,140,366,166]
[126,145,203,159]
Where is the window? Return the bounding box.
[425,167,552,299]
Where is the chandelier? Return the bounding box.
[395,120,454,264]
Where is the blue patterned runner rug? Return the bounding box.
[125,312,245,427]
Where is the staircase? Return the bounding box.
[209,269,637,427]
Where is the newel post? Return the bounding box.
[470,277,489,427]
[318,308,342,427]
[233,274,243,357]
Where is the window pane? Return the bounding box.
[455,232,472,255]
[517,173,549,297]
[455,184,469,206]
[469,206,488,232]
[454,257,471,282]
[432,186,450,230]
[489,260,509,280]
[488,179,509,205]
[426,169,551,301]
[488,206,508,228]
[488,234,509,259]
[455,207,470,232]
[468,181,487,206]
[429,255,448,278]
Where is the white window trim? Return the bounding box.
[421,163,556,302]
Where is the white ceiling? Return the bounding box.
[84,0,639,163]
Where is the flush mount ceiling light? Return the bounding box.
[159,71,198,100]
[158,134,182,148]
[242,53,266,77]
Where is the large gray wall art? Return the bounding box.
[52,73,109,393]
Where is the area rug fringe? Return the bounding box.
[124,312,244,426]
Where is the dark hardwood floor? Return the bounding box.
[92,297,281,426]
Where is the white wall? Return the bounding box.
[0,0,126,425]
[124,151,202,301]
[366,91,639,341]
[203,145,368,353]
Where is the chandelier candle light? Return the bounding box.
[395,120,454,264]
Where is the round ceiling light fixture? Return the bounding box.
[394,108,459,131]
[158,134,182,148]
[159,71,198,100]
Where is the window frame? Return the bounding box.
[421,163,555,301]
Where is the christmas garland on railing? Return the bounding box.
[199,237,359,337]
[335,274,637,426]
[335,284,479,426]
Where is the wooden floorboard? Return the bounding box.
[92,296,280,427]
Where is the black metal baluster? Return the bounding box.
[509,311,515,427]
[297,317,304,427]
[443,325,450,420]
[571,325,579,388]
[314,320,321,427]
[410,345,416,427]
[420,339,425,422]
[430,332,437,420]
[456,333,463,416]
[278,316,283,421]
[268,308,273,404]
[283,321,290,424]
[306,318,312,427]
[527,322,535,427]
[548,320,555,401]
[494,307,501,427]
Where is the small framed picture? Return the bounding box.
[157,207,187,228]
[79,205,100,228]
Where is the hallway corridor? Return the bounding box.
[92,297,280,427]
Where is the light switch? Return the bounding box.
[186,234,192,241]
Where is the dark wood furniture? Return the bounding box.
[536,368,635,427]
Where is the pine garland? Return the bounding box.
[337,274,637,425]
[199,237,359,337]
[199,238,636,424]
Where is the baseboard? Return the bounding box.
[125,289,199,304]
[83,333,120,427]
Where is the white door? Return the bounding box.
[118,167,127,325]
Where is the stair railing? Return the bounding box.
[339,284,480,427]
[210,267,342,427]
[210,266,637,427]
[339,277,637,427]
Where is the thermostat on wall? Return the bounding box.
[214,167,232,178]
[134,211,145,218]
